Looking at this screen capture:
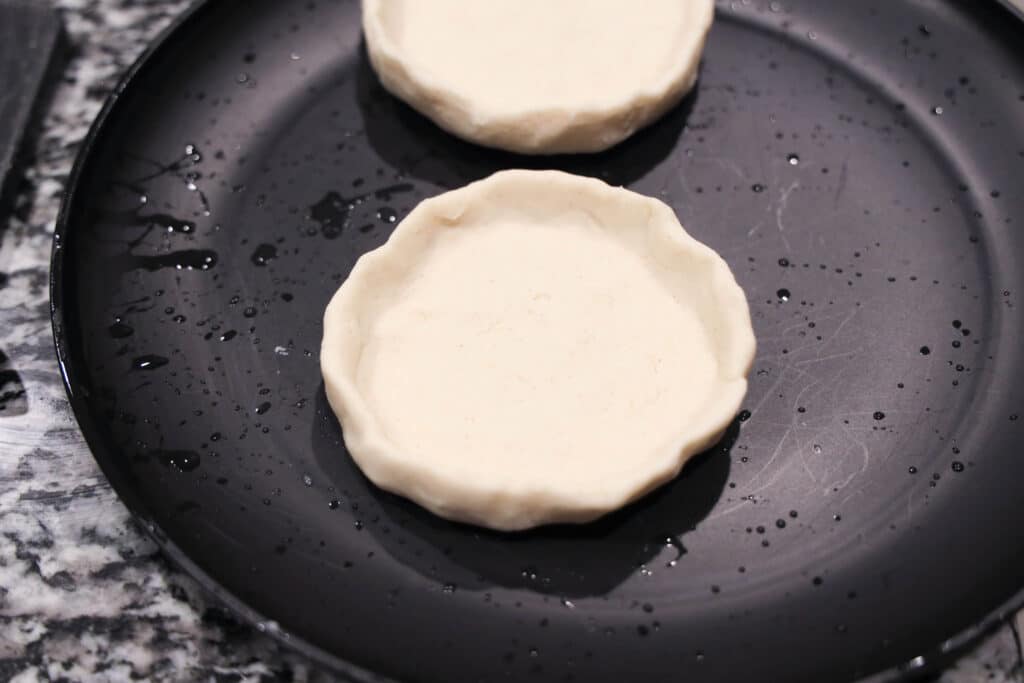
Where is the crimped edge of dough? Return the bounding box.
[321,170,756,531]
[361,0,715,155]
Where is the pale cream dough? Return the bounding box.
[362,0,715,154]
[321,170,755,531]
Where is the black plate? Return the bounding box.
[51,1,1024,681]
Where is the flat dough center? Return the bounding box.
[379,0,692,110]
[356,218,718,490]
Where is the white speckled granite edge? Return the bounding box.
[0,1,1020,682]
[0,2,335,681]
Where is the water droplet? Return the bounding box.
[752,183,766,193]
[132,250,217,271]
[778,257,790,267]
[909,466,918,474]
[813,444,822,454]
[789,510,798,518]
[787,154,800,166]
[951,461,965,473]
[777,288,791,302]
[328,499,341,510]
[776,519,786,529]
[873,411,885,421]
[255,402,271,415]
[109,321,134,339]
[173,315,186,324]
[931,106,944,116]
[159,449,200,472]
[562,598,576,609]
[219,330,237,342]
[303,474,313,487]
[738,409,752,422]
[132,355,169,371]
[243,307,258,318]
[251,244,278,266]
[236,72,250,84]
[377,207,398,223]
[164,218,195,234]
[812,576,823,586]
[920,346,931,355]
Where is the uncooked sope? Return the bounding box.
[320,170,755,531]
[362,0,715,154]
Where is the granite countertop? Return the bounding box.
[0,1,1022,681]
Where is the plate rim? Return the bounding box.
[46,0,1024,681]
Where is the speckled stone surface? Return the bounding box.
[0,2,1021,682]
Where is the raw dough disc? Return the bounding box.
[362,0,715,154]
[321,170,755,531]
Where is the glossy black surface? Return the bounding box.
[52,1,1024,681]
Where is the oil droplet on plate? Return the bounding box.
[159,449,200,472]
[777,288,791,302]
[251,244,278,266]
[109,321,134,338]
[132,355,168,371]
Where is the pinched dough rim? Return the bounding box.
[361,0,715,154]
[321,170,755,531]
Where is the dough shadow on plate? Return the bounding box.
[355,44,698,189]
[311,387,735,598]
